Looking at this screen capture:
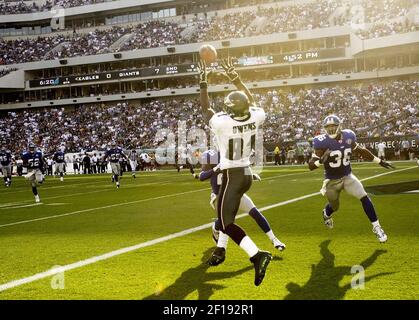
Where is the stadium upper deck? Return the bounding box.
[0,0,417,110]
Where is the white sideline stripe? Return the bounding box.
[0,188,210,228]
[0,171,307,221]
[0,166,414,293]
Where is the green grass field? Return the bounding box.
[0,162,418,300]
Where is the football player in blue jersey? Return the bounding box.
[53,147,66,182]
[22,143,46,202]
[199,149,286,266]
[309,115,395,243]
[104,141,128,188]
[0,143,13,187]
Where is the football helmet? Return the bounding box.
[323,115,342,139]
[28,143,36,153]
[224,91,250,117]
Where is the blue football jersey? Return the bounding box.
[53,151,65,163]
[106,148,124,163]
[22,151,44,170]
[200,149,221,195]
[313,129,356,179]
[0,150,12,166]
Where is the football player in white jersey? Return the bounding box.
[198,57,273,286]
[128,149,139,178]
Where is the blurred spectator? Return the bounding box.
[0,80,417,154]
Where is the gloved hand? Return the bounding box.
[220,57,240,83]
[252,173,261,181]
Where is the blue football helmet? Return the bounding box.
[28,143,36,153]
[323,115,342,139]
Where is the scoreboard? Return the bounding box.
[29,48,345,88]
[30,64,198,88]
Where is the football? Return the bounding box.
[199,44,217,64]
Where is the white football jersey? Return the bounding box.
[210,106,265,170]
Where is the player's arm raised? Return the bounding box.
[197,60,214,124]
[353,143,395,169]
[308,148,330,171]
[220,57,255,106]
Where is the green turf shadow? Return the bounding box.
[284,240,394,300]
[143,247,257,300]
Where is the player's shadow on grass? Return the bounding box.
[284,240,393,300]
[144,247,261,300]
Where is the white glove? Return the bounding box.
[210,193,217,210]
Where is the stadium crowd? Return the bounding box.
[0,0,106,15]
[1,0,417,65]
[356,20,418,39]
[0,80,417,154]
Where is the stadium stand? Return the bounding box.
[1,80,417,153]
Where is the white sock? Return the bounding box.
[239,236,259,258]
[266,230,276,241]
[217,231,229,249]
[372,220,380,228]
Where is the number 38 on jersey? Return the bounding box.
[313,129,357,179]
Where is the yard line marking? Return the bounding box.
[0,202,25,208]
[0,187,210,228]
[1,173,175,194]
[0,171,307,220]
[0,180,179,208]
[0,166,414,292]
[0,203,42,210]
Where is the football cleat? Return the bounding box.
[35,195,40,203]
[272,238,286,251]
[323,209,334,229]
[373,225,388,243]
[250,251,272,286]
[207,247,226,266]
